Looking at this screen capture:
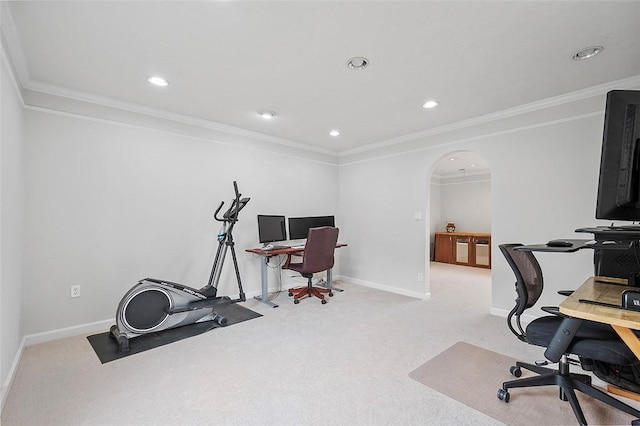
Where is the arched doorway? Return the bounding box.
[428,150,492,306]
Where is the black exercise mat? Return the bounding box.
[87,303,262,363]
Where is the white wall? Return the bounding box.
[22,109,339,335]
[1,52,26,406]
[339,86,640,312]
[438,177,491,234]
[429,180,441,259]
[339,153,429,297]
[429,172,491,259]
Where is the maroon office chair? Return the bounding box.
[283,226,339,304]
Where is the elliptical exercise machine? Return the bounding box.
[110,181,249,352]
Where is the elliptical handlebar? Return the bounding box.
[214,181,249,224]
[233,180,240,200]
[213,201,225,222]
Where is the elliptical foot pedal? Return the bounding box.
[110,325,131,353]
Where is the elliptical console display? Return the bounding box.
[110,181,249,352]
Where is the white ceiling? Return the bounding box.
[4,1,640,157]
[432,151,490,178]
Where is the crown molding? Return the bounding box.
[432,170,491,182]
[339,75,640,158]
[24,79,339,158]
[0,3,338,160]
[339,110,604,167]
[3,2,639,163]
[0,2,28,89]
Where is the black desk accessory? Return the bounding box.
[578,298,621,309]
[578,289,640,312]
[515,239,593,253]
[622,290,640,311]
[547,239,573,247]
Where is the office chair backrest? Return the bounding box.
[299,226,339,274]
[499,243,544,340]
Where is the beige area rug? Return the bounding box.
[409,342,640,426]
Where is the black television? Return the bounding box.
[257,215,287,244]
[595,90,640,222]
[288,216,335,240]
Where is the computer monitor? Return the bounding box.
[595,90,640,222]
[288,216,335,240]
[257,215,287,244]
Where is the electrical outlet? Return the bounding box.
[71,285,81,298]
[417,273,424,282]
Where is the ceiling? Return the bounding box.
[4,1,640,156]
[432,151,490,178]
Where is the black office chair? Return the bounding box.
[497,243,640,426]
[283,226,339,304]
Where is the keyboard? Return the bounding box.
[261,244,289,251]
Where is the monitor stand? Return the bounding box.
[575,226,640,280]
[576,226,640,236]
[610,225,640,231]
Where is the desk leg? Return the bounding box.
[317,268,343,292]
[612,325,640,360]
[253,256,278,308]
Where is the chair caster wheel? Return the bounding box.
[294,299,300,304]
[321,299,327,304]
[497,388,510,403]
[329,292,334,297]
[510,366,522,377]
[288,292,293,297]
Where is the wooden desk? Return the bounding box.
[245,243,347,308]
[560,277,640,359]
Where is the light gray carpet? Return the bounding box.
[409,341,640,426]
[2,262,607,425]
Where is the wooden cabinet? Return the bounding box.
[434,232,491,268]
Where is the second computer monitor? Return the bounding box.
[288,216,335,240]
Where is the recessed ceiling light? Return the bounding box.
[423,100,439,109]
[572,46,604,61]
[329,130,340,137]
[147,76,169,87]
[347,57,369,70]
[449,157,457,161]
[259,111,276,120]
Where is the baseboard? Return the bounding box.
[339,276,430,300]
[490,307,510,318]
[1,337,25,414]
[23,318,115,346]
[21,289,286,347]
[3,319,116,414]
[490,307,537,324]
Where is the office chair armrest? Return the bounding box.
[541,306,563,316]
[558,290,574,296]
[543,317,584,363]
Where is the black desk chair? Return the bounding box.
[283,226,339,305]
[497,243,640,426]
